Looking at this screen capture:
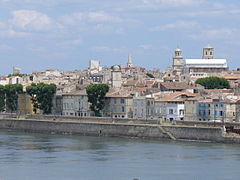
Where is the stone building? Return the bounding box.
[198,96,240,122]
[184,45,228,77]
[155,92,197,121]
[62,89,91,117]
[103,88,134,118]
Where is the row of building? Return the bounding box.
[59,83,240,122]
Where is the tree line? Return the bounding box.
[0,83,56,114]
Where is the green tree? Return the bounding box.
[0,85,5,112]
[26,83,56,114]
[195,77,230,89]
[26,83,39,114]
[86,84,109,117]
[146,73,155,78]
[5,84,23,112]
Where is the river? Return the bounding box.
[0,130,240,180]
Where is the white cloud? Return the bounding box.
[10,10,55,31]
[88,12,122,23]
[134,0,203,10]
[57,39,82,47]
[189,28,237,40]
[61,11,122,25]
[0,29,30,38]
[138,44,153,50]
[150,20,200,31]
[0,44,13,51]
[92,46,127,53]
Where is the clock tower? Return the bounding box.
[172,48,184,74]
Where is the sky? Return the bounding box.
[0,0,240,75]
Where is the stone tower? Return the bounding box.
[111,65,122,88]
[127,53,133,67]
[202,45,214,59]
[172,48,184,74]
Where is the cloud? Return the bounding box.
[92,45,127,53]
[189,28,237,40]
[0,29,30,38]
[10,10,56,31]
[133,0,203,10]
[150,20,200,31]
[138,44,153,50]
[0,44,13,51]
[88,12,122,23]
[61,11,122,25]
[57,39,82,47]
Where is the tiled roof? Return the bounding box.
[160,82,196,90]
[62,89,87,96]
[105,88,134,98]
[155,92,198,102]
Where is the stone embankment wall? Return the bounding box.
[1,117,239,143]
[0,118,168,139]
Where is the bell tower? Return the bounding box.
[203,45,214,59]
[127,53,133,67]
[172,48,184,74]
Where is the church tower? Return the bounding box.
[202,45,214,59]
[172,48,184,74]
[127,53,133,67]
[111,65,122,89]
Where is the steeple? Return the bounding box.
[127,53,133,67]
[202,45,214,59]
[172,48,184,74]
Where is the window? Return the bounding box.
[220,111,224,116]
[169,109,174,115]
[233,112,235,116]
[122,106,125,112]
[214,111,218,117]
[120,98,125,104]
[179,109,184,115]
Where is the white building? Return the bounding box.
[171,45,229,77]
[154,92,197,121]
[89,60,102,74]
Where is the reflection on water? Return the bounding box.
[0,130,240,180]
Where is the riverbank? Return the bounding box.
[1,116,240,143]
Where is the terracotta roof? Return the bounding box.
[62,89,87,96]
[221,75,240,80]
[105,88,134,98]
[160,82,195,90]
[203,89,233,94]
[145,80,155,85]
[124,80,138,86]
[155,92,198,102]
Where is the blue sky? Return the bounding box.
[0,0,240,75]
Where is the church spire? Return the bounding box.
[127,53,133,67]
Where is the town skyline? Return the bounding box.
[1,0,240,74]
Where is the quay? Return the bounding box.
[0,114,240,143]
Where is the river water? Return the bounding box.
[0,130,240,180]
